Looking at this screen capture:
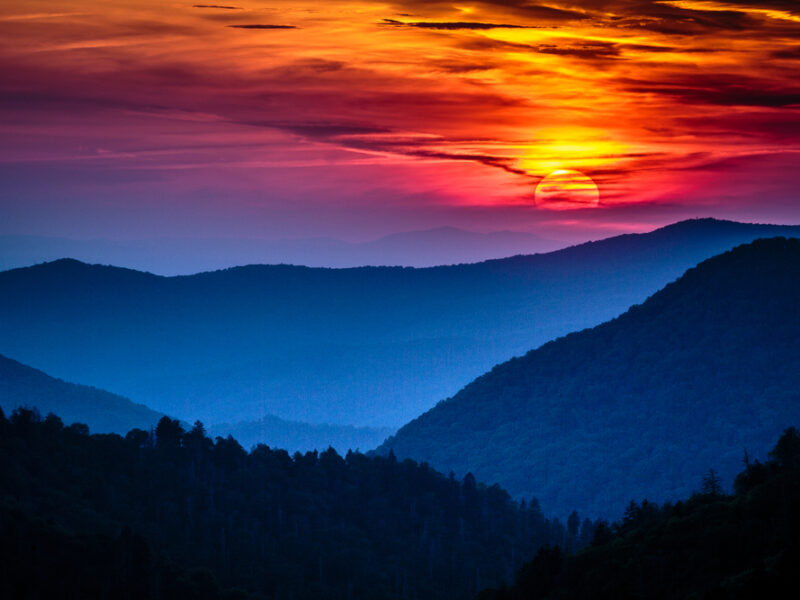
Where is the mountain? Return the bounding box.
[380,238,800,518]
[1,219,799,428]
[0,228,563,274]
[209,416,394,454]
[480,428,800,600]
[0,408,572,600]
[0,352,389,454]
[0,353,164,434]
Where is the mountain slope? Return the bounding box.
[0,219,798,428]
[0,353,164,434]
[480,428,800,600]
[380,238,800,518]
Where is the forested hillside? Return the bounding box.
[480,427,800,600]
[382,238,800,518]
[0,407,585,600]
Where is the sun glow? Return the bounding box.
[515,128,629,178]
[535,170,600,210]
[0,0,797,223]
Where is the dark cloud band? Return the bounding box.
[382,18,533,30]
[228,24,297,30]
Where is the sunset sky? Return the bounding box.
[1,0,799,245]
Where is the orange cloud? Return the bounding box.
[0,0,798,236]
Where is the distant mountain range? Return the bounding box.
[1,218,798,429]
[0,353,164,434]
[0,227,564,274]
[380,238,800,518]
[0,352,392,452]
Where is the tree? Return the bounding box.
[155,416,184,451]
[769,427,800,469]
[622,500,640,527]
[66,422,89,436]
[579,518,594,547]
[591,521,613,547]
[126,428,152,448]
[183,420,212,456]
[11,407,41,437]
[702,468,723,497]
[567,510,580,540]
[43,412,64,433]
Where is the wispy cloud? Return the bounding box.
[1,0,798,238]
[227,24,297,29]
[381,18,533,30]
[192,4,243,9]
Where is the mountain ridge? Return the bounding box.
[380,237,800,518]
[2,218,799,429]
[0,226,564,274]
[8,217,799,276]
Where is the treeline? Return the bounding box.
[0,408,592,600]
[480,427,800,600]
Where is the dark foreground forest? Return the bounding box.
[0,408,585,600]
[2,406,798,599]
[480,428,800,600]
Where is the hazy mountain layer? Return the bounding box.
[1,219,798,427]
[0,352,392,452]
[0,353,164,434]
[380,238,800,518]
[0,227,563,274]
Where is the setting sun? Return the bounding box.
[534,170,600,210]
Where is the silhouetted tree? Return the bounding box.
[125,428,152,448]
[769,426,800,469]
[66,422,89,436]
[43,412,64,433]
[591,521,613,547]
[567,510,580,538]
[184,420,213,457]
[155,416,184,451]
[11,406,41,438]
[702,468,723,496]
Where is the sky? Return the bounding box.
[1,0,799,249]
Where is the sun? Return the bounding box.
[534,170,600,210]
